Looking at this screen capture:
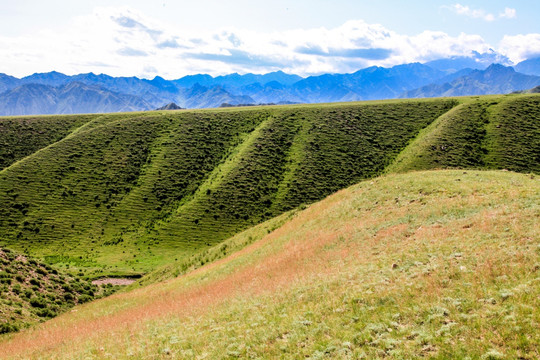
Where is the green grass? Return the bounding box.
[0,98,458,277]
[0,114,98,170]
[1,170,538,359]
[388,94,540,173]
[0,93,538,355]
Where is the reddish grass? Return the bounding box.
[2,171,537,359]
[0,197,354,358]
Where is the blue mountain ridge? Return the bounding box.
[0,56,539,115]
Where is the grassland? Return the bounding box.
[1,170,538,359]
[0,114,98,170]
[0,98,461,277]
[388,94,540,173]
[0,93,538,356]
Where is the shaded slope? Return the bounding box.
[388,94,540,173]
[1,170,538,359]
[0,99,456,276]
[0,114,171,276]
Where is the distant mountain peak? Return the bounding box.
[515,56,540,76]
[156,102,183,110]
[485,63,513,71]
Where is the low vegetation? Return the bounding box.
[0,94,538,350]
[0,114,98,170]
[0,247,117,335]
[1,170,538,359]
[388,94,540,173]
[0,98,458,277]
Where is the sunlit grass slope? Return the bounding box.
[0,99,457,277]
[1,170,538,359]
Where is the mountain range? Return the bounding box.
[1,56,539,115]
[401,64,540,98]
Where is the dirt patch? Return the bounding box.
[92,278,136,286]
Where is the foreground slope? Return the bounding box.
[0,99,457,276]
[1,170,538,359]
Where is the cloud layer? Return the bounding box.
[0,6,538,79]
[448,4,517,22]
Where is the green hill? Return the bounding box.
[0,94,539,355]
[388,94,540,173]
[0,94,538,281]
[1,170,538,359]
[0,98,459,277]
[0,114,98,170]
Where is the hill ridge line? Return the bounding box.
[384,99,467,173]
[0,114,101,174]
[0,113,157,175]
[94,115,183,239]
[159,117,274,231]
[269,114,309,212]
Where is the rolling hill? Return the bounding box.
[0,98,459,277]
[0,94,538,281]
[1,95,539,277]
[0,93,539,357]
[1,169,538,359]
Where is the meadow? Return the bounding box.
[0,98,463,277]
[0,94,538,353]
[1,170,538,359]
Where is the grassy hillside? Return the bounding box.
[0,247,115,335]
[388,94,540,173]
[0,114,98,170]
[0,98,458,277]
[1,170,538,359]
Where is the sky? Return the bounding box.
[0,0,539,79]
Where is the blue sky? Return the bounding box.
[0,0,539,78]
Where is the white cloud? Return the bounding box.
[0,6,534,78]
[499,34,540,63]
[447,4,516,22]
[451,4,495,21]
[499,7,517,19]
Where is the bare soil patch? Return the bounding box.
[91,278,136,286]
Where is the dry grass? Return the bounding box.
[1,170,538,359]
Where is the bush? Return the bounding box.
[0,322,19,334]
[12,283,21,295]
[36,308,57,318]
[29,296,47,308]
[78,294,93,304]
[36,267,48,276]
